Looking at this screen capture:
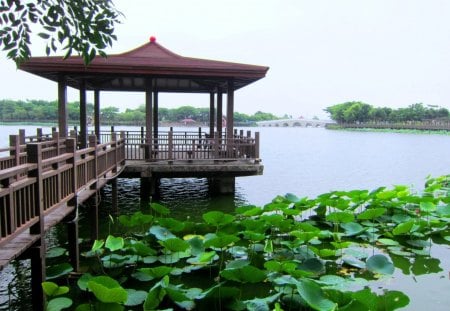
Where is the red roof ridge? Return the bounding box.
[118,41,182,59]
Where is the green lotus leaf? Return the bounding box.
[77,273,93,291]
[376,190,397,200]
[220,265,266,283]
[366,254,395,275]
[125,289,147,306]
[129,241,155,257]
[436,205,450,216]
[357,208,387,220]
[46,263,73,280]
[392,220,414,235]
[243,230,266,241]
[132,266,173,282]
[87,276,128,304]
[105,235,124,252]
[420,201,436,213]
[326,211,355,223]
[202,211,235,227]
[157,217,185,232]
[150,202,170,215]
[149,225,176,241]
[204,234,239,249]
[46,247,67,259]
[47,297,72,311]
[296,278,337,311]
[297,258,325,274]
[342,256,366,269]
[42,282,69,297]
[91,239,105,252]
[144,285,166,311]
[159,237,189,252]
[341,222,366,236]
[378,238,400,246]
[377,290,410,310]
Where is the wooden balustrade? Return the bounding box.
[110,128,260,161]
[0,131,125,248]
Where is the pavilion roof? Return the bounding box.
[19,38,269,93]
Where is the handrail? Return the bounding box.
[0,131,125,249]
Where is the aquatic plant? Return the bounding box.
[43,178,450,310]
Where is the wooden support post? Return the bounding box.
[112,178,118,216]
[79,79,87,149]
[65,138,79,270]
[255,132,260,160]
[145,78,153,161]
[94,89,100,143]
[58,75,68,137]
[112,132,117,173]
[27,143,46,311]
[217,91,223,138]
[153,91,158,149]
[226,80,234,141]
[88,136,98,240]
[209,91,215,138]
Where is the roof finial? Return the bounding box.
[149,36,156,43]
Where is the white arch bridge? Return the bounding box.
[256,119,334,128]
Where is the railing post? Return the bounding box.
[9,134,20,167]
[37,128,43,142]
[120,131,125,164]
[168,130,173,161]
[27,142,46,311]
[255,132,260,160]
[214,132,219,159]
[112,132,117,173]
[19,129,25,145]
[52,131,60,156]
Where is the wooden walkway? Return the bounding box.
[0,131,126,269]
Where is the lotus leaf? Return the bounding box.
[46,297,72,311]
[87,275,128,304]
[105,235,124,252]
[366,254,395,275]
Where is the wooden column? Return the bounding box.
[153,91,159,147]
[79,79,87,149]
[94,89,100,143]
[226,80,234,140]
[145,79,153,160]
[209,91,215,138]
[66,138,79,270]
[217,90,223,138]
[58,75,68,137]
[88,135,98,240]
[27,143,45,311]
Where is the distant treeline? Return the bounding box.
[0,99,279,125]
[325,102,449,124]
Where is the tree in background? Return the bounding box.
[325,102,449,124]
[0,0,122,65]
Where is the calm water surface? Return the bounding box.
[1,124,449,310]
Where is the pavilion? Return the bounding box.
[19,37,269,147]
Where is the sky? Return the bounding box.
[1,0,450,119]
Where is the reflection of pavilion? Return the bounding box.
[20,37,269,193]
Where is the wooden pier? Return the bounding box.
[0,126,262,309]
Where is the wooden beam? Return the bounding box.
[58,75,68,137]
[153,91,159,144]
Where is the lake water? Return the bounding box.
[1,124,450,310]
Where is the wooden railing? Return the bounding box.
[0,131,125,247]
[100,128,260,161]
